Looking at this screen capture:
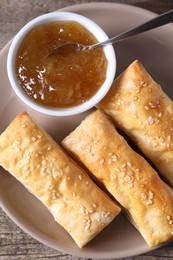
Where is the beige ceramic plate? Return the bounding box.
[0,3,173,259]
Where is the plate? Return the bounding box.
[0,3,173,259]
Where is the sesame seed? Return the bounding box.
[80,206,85,213]
[37,135,42,139]
[141,81,148,87]
[32,137,36,141]
[149,191,154,199]
[124,175,134,183]
[85,181,89,185]
[100,158,105,165]
[145,106,149,110]
[73,192,77,197]
[128,183,133,188]
[86,146,91,152]
[93,203,97,208]
[141,194,147,200]
[121,172,126,177]
[146,200,153,206]
[148,88,152,93]
[133,96,138,101]
[171,231,173,235]
[78,175,82,180]
[167,215,171,221]
[127,162,132,167]
[122,163,127,168]
[169,220,173,225]
[167,135,171,141]
[22,124,27,128]
[107,159,112,165]
[47,146,52,151]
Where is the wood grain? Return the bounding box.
[0,0,173,259]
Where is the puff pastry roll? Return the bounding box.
[97,60,173,188]
[62,110,173,247]
[0,112,121,248]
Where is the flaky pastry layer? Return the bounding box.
[62,110,173,247]
[0,112,120,248]
[97,60,173,188]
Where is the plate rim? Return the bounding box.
[0,2,172,259]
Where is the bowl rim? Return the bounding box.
[7,11,116,116]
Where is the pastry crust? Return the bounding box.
[97,60,173,188]
[62,110,173,247]
[0,112,120,248]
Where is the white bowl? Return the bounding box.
[7,11,116,116]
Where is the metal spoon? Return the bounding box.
[50,9,173,56]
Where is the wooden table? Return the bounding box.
[0,0,173,259]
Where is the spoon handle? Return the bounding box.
[93,9,173,48]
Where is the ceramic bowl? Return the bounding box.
[7,11,116,116]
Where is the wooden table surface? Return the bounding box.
[0,0,173,259]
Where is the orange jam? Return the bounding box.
[16,21,107,108]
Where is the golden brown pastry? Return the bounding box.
[97,60,173,188]
[0,112,121,248]
[62,110,173,247]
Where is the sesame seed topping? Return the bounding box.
[171,231,173,235]
[121,172,126,177]
[169,220,173,225]
[149,191,154,199]
[122,163,127,168]
[22,124,27,128]
[85,181,89,185]
[141,194,147,200]
[146,199,153,206]
[101,211,111,218]
[86,145,91,152]
[93,203,97,208]
[78,175,82,180]
[167,135,171,141]
[148,88,152,93]
[37,135,42,139]
[100,158,105,165]
[145,106,149,110]
[80,206,85,213]
[127,162,132,167]
[47,146,52,151]
[32,137,36,141]
[167,215,171,220]
[133,96,138,101]
[73,192,77,197]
